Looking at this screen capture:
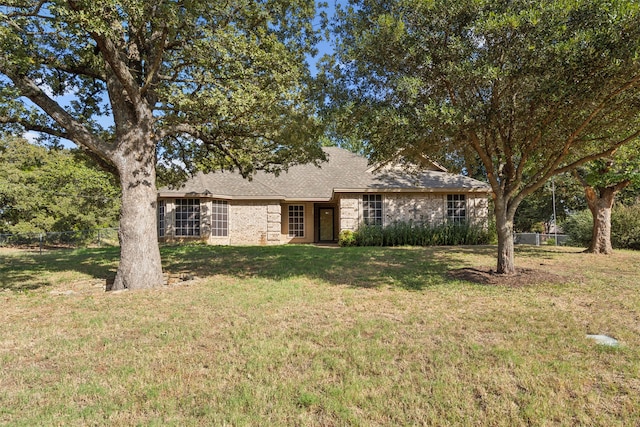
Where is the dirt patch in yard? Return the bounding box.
[449,267,574,287]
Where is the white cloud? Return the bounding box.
[23,131,39,143]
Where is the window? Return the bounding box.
[288,205,304,237]
[212,200,228,237]
[157,200,166,237]
[175,198,200,236]
[363,194,383,226]
[447,194,467,223]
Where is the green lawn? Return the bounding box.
[1,244,639,426]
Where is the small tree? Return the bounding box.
[1,1,323,289]
[322,0,640,274]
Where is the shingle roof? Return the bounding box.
[158,147,491,201]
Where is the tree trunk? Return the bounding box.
[494,198,516,275]
[585,186,615,254]
[109,134,164,291]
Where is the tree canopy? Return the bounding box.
[322,0,640,273]
[0,136,120,234]
[0,0,324,176]
[0,0,324,289]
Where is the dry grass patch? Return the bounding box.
[0,245,639,425]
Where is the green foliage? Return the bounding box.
[575,142,640,192]
[338,229,356,247]
[0,137,120,234]
[352,221,491,247]
[611,204,640,250]
[324,0,640,170]
[0,0,324,181]
[1,0,325,287]
[514,175,587,232]
[354,224,385,246]
[563,210,596,248]
[564,203,640,250]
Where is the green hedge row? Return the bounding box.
[339,221,493,247]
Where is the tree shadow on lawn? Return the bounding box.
[3,245,462,292]
[452,244,584,259]
[1,244,580,292]
[160,244,477,291]
[0,247,119,292]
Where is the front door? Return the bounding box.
[319,208,335,242]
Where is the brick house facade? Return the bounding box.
[157,147,491,245]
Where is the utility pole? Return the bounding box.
[552,178,558,245]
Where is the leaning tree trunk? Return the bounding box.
[109,132,164,291]
[494,197,517,275]
[584,186,616,254]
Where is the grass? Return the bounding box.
[1,244,639,425]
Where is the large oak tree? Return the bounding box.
[322,0,640,274]
[1,1,323,289]
[572,142,640,254]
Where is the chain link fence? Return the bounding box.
[0,228,119,252]
[514,232,569,246]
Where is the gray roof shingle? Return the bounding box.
[158,147,491,200]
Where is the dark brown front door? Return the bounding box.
[319,208,335,241]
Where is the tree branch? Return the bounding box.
[0,115,69,139]
[613,179,632,193]
[1,70,114,165]
[553,130,640,176]
[467,130,499,192]
[571,169,589,188]
[66,1,145,117]
[140,26,168,98]
[559,74,640,157]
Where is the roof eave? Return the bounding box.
[332,187,492,194]
[157,192,284,201]
[282,197,333,203]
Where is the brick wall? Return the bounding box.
[229,201,281,245]
[160,193,490,246]
[339,192,489,231]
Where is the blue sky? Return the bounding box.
[308,0,340,75]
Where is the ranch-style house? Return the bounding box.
[157,147,491,245]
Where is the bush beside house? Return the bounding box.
[339,221,493,247]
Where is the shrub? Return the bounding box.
[531,222,546,233]
[611,203,640,250]
[355,224,384,246]
[338,230,356,247]
[562,209,592,247]
[351,221,491,247]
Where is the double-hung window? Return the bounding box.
[157,200,166,237]
[175,198,200,236]
[363,194,383,226]
[288,205,304,237]
[212,200,229,237]
[447,194,467,223]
